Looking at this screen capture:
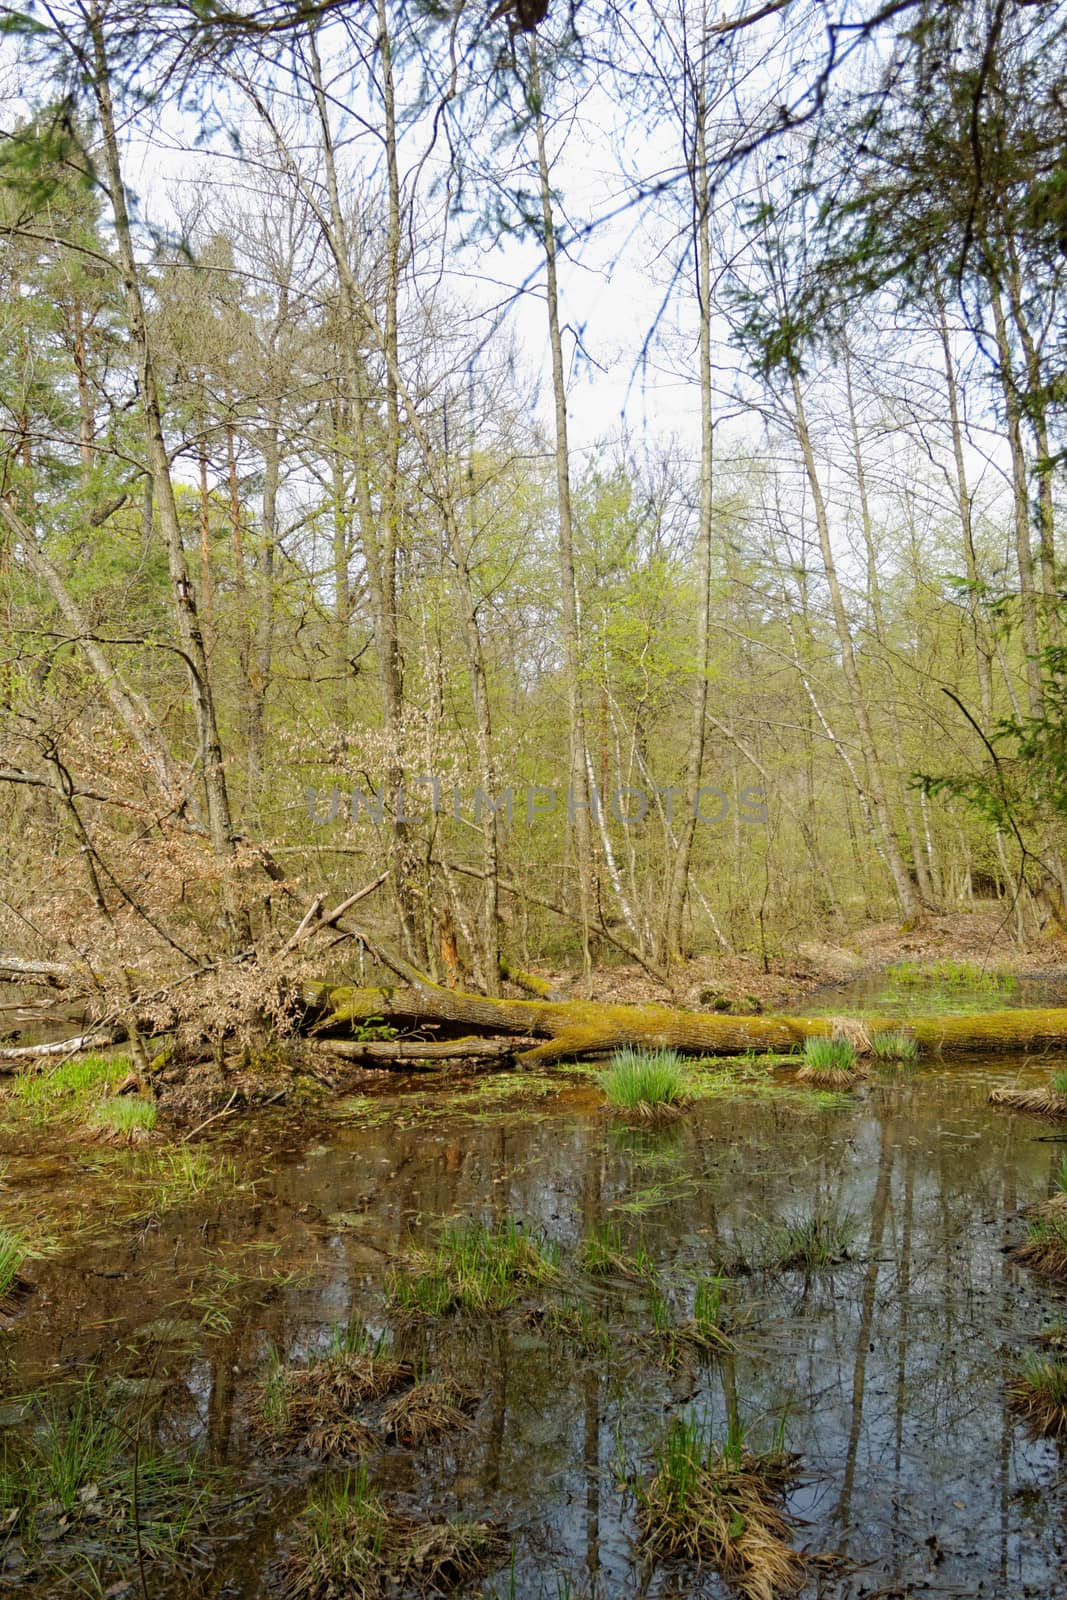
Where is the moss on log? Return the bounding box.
[304,981,1067,1064]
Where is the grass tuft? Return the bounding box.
[9,1053,125,1123]
[0,1229,29,1307]
[635,1414,805,1600]
[597,1047,691,1121]
[797,1035,860,1087]
[0,1371,208,1571]
[537,1298,615,1356]
[689,1276,733,1351]
[284,1465,505,1600]
[989,1084,1067,1118]
[870,1030,919,1063]
[380,1380,478,1446]
[576,1221,653,1279]
[1008,1352,1067,1437]
[285,1466,389,1599]
[258,1331,412,1459]
[84,1094,158,1143]
[1013,1196,1067,1278]
[387,1217,558,1316]
[763,1209,855,1270]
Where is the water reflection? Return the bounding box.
[4,1066,1067,1597]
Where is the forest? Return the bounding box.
[0,0,1064,1029]
[0,2,1066,1597]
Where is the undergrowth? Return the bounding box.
[388,1219,558,1316]
[284,1464,504,1600]
[633,1413,805,1600]
[597,1047,691,1119]
[1008,1352,1067,1438]
[0,1371,209,1575]
[761,1209,855,1270]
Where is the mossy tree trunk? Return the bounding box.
[306,978,1067,1066]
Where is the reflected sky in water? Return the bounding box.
[4,1061,1067,1598]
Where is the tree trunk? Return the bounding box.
[663,62,714,965]
[307,976,1067,1064]
[989,280,1043,716]
[842,343,934,907]
[528,40,595,976]
[788,367,919,920]
[90,11,250,948]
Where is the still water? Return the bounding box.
[2,1057,1066,1598]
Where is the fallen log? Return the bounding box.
[0,1026,127,1064]
[306,983,1067,1065]
[306,1036,537,1063]
[0,955,79,987]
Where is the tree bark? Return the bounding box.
[529,39,595,976]
[90,11,250,947]
[307,977,1067,1065]
[788,367,919,920]
[663,56,714,965]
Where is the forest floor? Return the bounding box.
[556,908,1067,1011]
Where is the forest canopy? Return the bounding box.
[0,0,1063,1044]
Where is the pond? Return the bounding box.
[2,1052,1067,1599]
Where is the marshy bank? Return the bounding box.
[3,1015,1067,1596]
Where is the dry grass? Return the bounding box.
[989,1085,1067,1118]
[260,1342,413,1459]
[1007,1352,1067,1438]
[822,1016,872,1052]
[284,1466,505,1600]
[795,1062,860,1088]
[390,1515,505,1589]
[635,1416,805,1600]
[1012,1195,1067,1278]
[379,1380,478,1446]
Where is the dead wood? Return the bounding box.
[0,1026,127,1065]
[307,970,1067,1065]
[306,1036,537,1063]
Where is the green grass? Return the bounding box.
[802,1036,858,1072]
[287,1465,389,1598]
[85,1096,157,1135]
[870,1031,919,1062]
[8,1053,127,1124]
[576,1221,653,1278]
[633,1413,804,1598]
[763,1209,855,1270]
[886,959,1015,991]
[328,1319,381,1358]
[651,1276,735,1363]
[597,1047,691,1114]
[0,1372,208,1565]
[1054,1071,1067,1097]
[285,1464,504,1600]
[387,1218,558,1316]
[126,1146,236,1218]
[541,1298,614,1356]
[0,1229,28,1304]
[1008,1352,1067,1437]
[261,1346,291,1434]
[692,1277,732,1347]
[649,1284,673,1337]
